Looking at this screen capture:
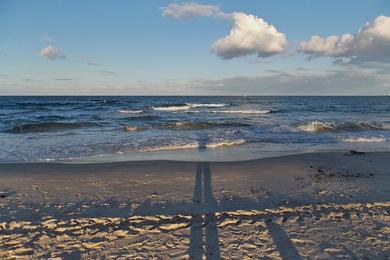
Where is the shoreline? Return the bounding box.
[3,148,390,164]
[1,151,389,258]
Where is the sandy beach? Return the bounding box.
[3,0,390,258]
[0,151,389,259]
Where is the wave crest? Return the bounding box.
[141,139,246,152]
[212,109,271,114]
[342,136,386,143]
[124,126,146,132]
[206,139,246,148]
[189,103,227,108]
[298,121,386,132]
[119,109,144,114]
[153,103,227,111]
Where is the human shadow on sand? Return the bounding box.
[187,162,303,260]
[189,162,221,259]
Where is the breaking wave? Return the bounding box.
[152,103,227,111]
[342,136,386,143]
[212,109,271,114]
[189,103,227,108]
[123,126,146,132]
[119,109,144,114]
[297,121,387,133]
[206,139,246,148]
[140,139,246,152]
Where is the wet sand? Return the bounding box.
[0,152,389,259]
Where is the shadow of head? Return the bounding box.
[197,135,210,151]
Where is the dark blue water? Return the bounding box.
[0,96,389,162]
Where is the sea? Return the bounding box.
[0,96,389,162]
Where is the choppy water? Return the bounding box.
[0,96,389,162]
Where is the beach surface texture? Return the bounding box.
[0,152,389,259]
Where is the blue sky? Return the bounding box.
[0,0,389,95]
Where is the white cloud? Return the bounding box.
[162,3,287,59]
[211,12,287,59]
[40,45,65,60]
[162,2,221,20]
[299,16,390,64]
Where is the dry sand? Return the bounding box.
[0,152,389,259]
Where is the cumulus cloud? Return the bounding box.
[162,3,287,59]
[40,45,65,60]
[162,2,222,20]
[211,12,287,59]
[299,16,390,64]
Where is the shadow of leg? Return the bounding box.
[204,212,220,260]
[266,221,303,260]
[203,163,221,260]
[189,163,204,259]
[189,214,204,260]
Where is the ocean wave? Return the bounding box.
[120,115,159,121]
[342,136,386,143]
[188,103,227,108]
[141,139,246,152]
[157,121,250,130]
[212,109,271,114]
[152,103,227,111]
[119,109,144,114]
[297,121,386,133]
[153,104,192,111]
[5,121,100,134]
[34,115,68,121]
[91,99,120,104]
[16,101,78,107]
[123,126,146,132]
[206,139,246,148]
[142,143,199,152]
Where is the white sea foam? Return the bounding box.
[213,109,271,114]
[342,136,386,143]
[206,139,246,148]
[152,105,193,111]
[189,103,227,108]
[298,121,333,132]
[298,121,384,133]
[124,126,145,132]
[153,103,227,111]
[141,143,199,152]
[141,139,246,152]
[119,109,144,114]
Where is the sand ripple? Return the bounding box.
[0,202,389,259]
